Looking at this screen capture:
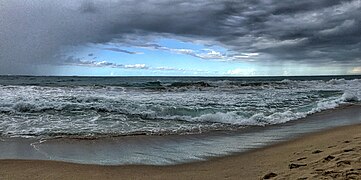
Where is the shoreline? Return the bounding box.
[0,104,360,166]
[1,124,361,179]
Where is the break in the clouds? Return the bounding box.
[64,56,200,73]
[0,0,360,75]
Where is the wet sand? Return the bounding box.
[1,123,361,179]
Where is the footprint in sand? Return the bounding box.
[312,150,323,154]
[336,160,351,167]
[324,155,335,161]
[262,172,277,179]
[289,163,307,169]
[343,148,354,152]
[297,157,307,161]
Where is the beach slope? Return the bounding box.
[1,124,361,179]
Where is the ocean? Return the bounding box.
[1,75,360,139]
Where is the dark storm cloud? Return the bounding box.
[0,0,360,74]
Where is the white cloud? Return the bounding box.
[168,46,261,62]
[63,57,213,73]
[230,52,260,60]
[350,66,361,74]
[171,48,195,55]
[137,43,229,60]
[169,47,227,60]
[154,67,185,71]
[63,57,149,69]
[226,68,255,76]
[227,68,243,75]
[124,64,148,69]
[196,50,225,59]
[95,61,116,66]
[69,59,120,68]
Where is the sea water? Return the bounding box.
[0,75,360,139]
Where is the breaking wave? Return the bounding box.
[0,76,360,138]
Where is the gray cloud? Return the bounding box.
[0,0,360,74]
[102,47,141,54]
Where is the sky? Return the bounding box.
[0,0,360,76]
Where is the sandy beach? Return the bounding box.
[0,124,360,179]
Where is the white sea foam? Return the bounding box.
[193,112,253,125]
[341,91,359,102]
